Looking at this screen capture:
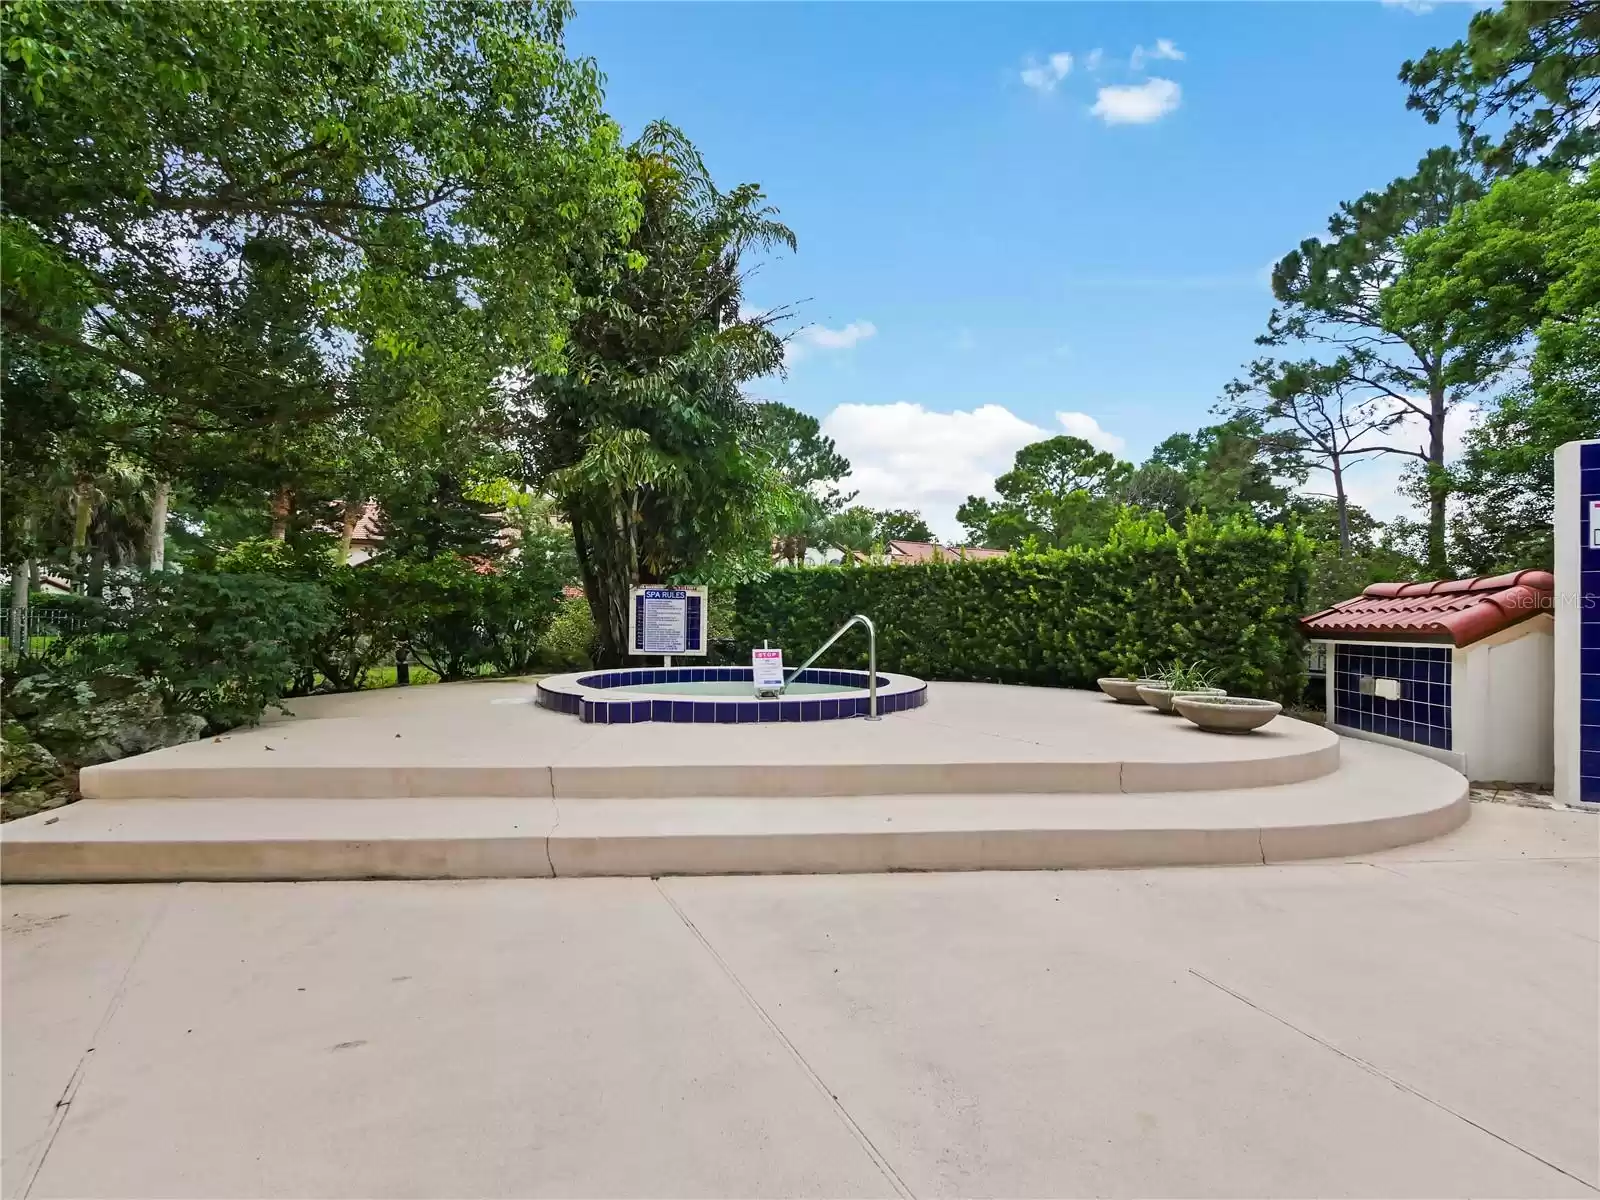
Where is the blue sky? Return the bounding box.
[567,1,1480,537]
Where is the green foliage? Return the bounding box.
[759,401,857,565]
[72,572,333,731]
[1450,375,1600,574]
[958,435,1132,551]
[374,474,506,562]
[1262,147,1502,576]
[1292,499,1425,612]
[536,594,596,669]
[870,509,935,544]
[520,121,793,663]
[2,0,636,576]
[1401,0,1600,171]
[734,511,1312,702]
[1147,659,1220,693]
[356,553,563,681]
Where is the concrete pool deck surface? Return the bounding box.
[0,680,1473,880]
[76,679,1343,798]
[3,802,1596,1198]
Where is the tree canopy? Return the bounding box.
[516,122,794,663]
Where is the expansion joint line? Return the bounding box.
[1188,968,1598,1193]
[21,893,171,1198]
[653,880,917,1199]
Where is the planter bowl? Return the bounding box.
[1135,685,1226,714]
[1096,677,1151,704]
[1174,695,1282,733]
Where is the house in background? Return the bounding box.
[876,540,1006,566]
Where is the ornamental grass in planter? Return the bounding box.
[1134,660,1226,713]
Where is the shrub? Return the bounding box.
[72,571,334,730]
[537,594,596,669]
[356,552,564,681]
[215,537,382,692]
[733,510,1312,701]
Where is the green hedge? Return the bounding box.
[733,512,1312,701]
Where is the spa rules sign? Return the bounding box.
[752,647,784,694]
[628,586,708,656]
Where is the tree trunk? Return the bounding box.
[69,480,93,591]
[269,484,294,541]
[8,558,30,656]
[573,504,635,668]
[1426,379,1449,578]
[148,479,169,570]
[87,547,106,598]
[336,499,364,565]
[1330,455,1352,557]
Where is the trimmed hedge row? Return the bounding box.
[733,512,1312,702]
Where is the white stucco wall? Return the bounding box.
[1455,630,1554,785]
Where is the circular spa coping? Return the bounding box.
[536,665,928,724]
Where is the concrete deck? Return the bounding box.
[79,680,1342,799]
[4,802,1596,1198]
[1,681,1473,880]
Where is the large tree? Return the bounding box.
[1385,166,1600,573]
[958,436,1131,551]
[1261,148,1506,576]
[1226,359,1392,555]
[1401,0,1600,172]
[2,0,634,567]
[1129,416,1304,529]
[754,402,854,565]
[520,123,794,664]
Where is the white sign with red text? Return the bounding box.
[752,647,784,694]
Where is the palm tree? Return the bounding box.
[524,123,796,664]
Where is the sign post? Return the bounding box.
[752,646,784,696]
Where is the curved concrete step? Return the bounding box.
[3,739,1466,882]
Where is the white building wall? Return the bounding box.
[1457,631,1554,784]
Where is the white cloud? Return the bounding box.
[1020,51,1073,93]
[1085,48,1105,72]
[1091,77,1181,125]
[1130,38,1185,71]
[820,402,1125,539]
[1056,411,1126,454]
[787,319,876,363]
[1380,0,1436,12]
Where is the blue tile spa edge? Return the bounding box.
[536,665,928,724]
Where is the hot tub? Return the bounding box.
[536,665,927,724]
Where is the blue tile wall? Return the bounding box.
[686,594,703,653]
[1332,643,1452,750]
[1582,441,1600,804]
[546,664,928,724]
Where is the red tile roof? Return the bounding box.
[885,540,1007,564]
[1300,570,1554,647]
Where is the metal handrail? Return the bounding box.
[780,613,879,720]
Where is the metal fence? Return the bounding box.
[1,608,88,665]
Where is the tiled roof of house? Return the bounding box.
[1299,570,1554,647]
[885,540,1006,564]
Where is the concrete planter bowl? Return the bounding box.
[1175,695,1282,733]
[1096,677,1162,704]
[1135,685,1226,714]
